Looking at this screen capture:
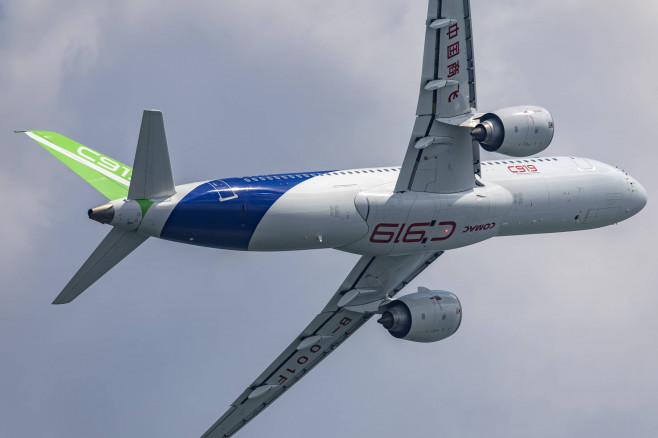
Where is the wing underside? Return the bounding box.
[395,0,480,194]
[202,1,475,436]
[201,252,443,438]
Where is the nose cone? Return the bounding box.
[631,178,648,213]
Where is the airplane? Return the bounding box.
[17,0,647,437]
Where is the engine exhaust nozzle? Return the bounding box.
[88,203,115,224]
[377,312,394,329]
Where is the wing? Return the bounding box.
[201,251,443,438]
[395,0,481,194]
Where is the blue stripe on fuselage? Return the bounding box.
[160,172,329,250]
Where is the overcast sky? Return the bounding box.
[2,1,657,437]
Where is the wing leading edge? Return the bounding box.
[201,252,443,438]
[395,0,480,194]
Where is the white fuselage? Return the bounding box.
[118,156,646,256]
[248,157,646,254]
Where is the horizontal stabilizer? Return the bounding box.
[53,228,148,304]
[128,110,176,200]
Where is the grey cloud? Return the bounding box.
[1,1,656,437]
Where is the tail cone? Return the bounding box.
[377,312,394,329]
[88,203,115,224]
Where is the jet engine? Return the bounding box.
[471,106,554,157]
[377,290,462,343]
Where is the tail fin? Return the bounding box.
[20,109,175,202]
[19,131,132,200]
[52,227,148,304]
[22,110,177,303]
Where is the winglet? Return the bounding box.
[128,110,176,200]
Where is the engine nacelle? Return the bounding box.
[471,106,554,157]
[377,290,462,343]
